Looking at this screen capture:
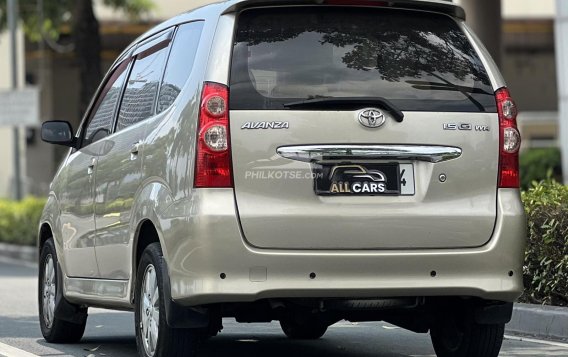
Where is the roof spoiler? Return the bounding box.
[222,0,465,20]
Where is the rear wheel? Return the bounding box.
[38,238,87,343]
[135,243,203,357]
[430,313,504,357]
[280,316,328,340]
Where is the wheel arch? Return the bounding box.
[37,193,62,260]
[132,219,163,289]
[129,180,175,287]
[38,222,53,255]
[130,217,210,328]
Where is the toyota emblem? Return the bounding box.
[358,108,386,128]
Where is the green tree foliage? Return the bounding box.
[0,197,46,246]
[0,0,153,43]
[521,179,568,306]
[519,148,562,190]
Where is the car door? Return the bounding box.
[58,60,130,278]
[93,29,173,279]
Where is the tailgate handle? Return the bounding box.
[276,145,462,163]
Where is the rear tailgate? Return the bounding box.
[229,6,499,250]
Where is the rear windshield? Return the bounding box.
[230,7,497,112]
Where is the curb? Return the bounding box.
[0,242,37,263]
[1,241,567,342]
[506,303,568,342]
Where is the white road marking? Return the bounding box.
[505,335,568,348]
[0,342,39,357]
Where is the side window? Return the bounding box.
[157,21,204,114]
[83,60,129,147]
[116,40,170,132]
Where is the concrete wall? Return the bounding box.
[502,0,555,19]
[0,32,15,199]
[453,0,555,19]
[24,51,56,196]
[0,28,27,199]
[503,52,557,112]
[94,0,215,21]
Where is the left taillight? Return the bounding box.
[194,82,232,188]
[496,87,521,188]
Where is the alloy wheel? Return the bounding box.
[42,254,56,328]
[140,265,160,357]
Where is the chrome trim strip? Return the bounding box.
[277,145,462,163]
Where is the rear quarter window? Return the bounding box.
[157,21,204,114]
[230,7,496,112]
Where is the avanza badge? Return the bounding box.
[241,121,290,129]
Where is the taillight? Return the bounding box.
[496,87,521,188]
[194,82,232,188]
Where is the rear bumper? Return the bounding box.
[163,189,526,306]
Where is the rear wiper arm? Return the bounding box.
[406,81,487,112]
[406,71,492,112]
[405,81,492,96]
[283,97,404,122]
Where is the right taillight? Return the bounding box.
[194,82,232,188]
[496,87,521,188]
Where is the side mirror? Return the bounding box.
[41,121,76,147]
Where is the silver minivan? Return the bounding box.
[38,1,527,356]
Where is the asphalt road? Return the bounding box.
[1,258,568,357]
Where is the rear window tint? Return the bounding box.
[230,7,497,112]
[116,42,169,132]
[157,21,204,114]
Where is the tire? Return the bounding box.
[430,313,505,357]
[38,238,87,343]
[280,316,328,340]
[135,243,203,357]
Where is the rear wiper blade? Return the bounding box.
[405,81,492,95]
[283,97,404,122]
[406,80,487,112]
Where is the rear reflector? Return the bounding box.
[194,82,232,188]
[495,87,520,188]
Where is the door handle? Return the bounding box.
[131,142,141,154]
[87,157,96,175]
[130,141,141,160]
